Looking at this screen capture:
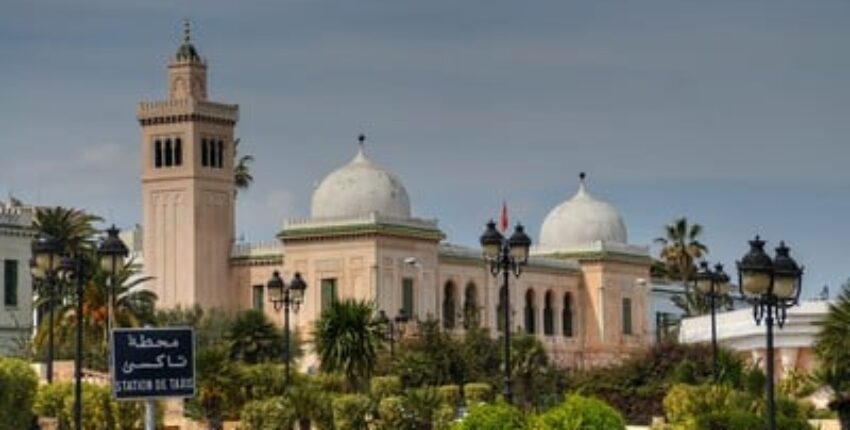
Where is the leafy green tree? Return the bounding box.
[314,299,384,390]
[226,310,284,364]
[510,334,550,409]
[814,282,850,429]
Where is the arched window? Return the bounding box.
[543,290,554,336]
[496,285,507,332]
[524,289,536,334]
[463,282,478,328]
[174,138,183,166]
[164,139,173,167]
[217,140,224,168]
[443,281,457,329]
[562,293,574,338]
[154,140,162,168]
[201,139,209,167]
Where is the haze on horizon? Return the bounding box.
[1,0,848,295]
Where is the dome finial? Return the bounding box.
[578,172,588,194]
[353,134,367,162]
[183,18,192,43]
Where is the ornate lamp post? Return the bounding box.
[267,271,307,387]
[376,309,409,357]
[480,220,531,404]
[737,236,803,430]
[31,234,63,384]
[97,225,129,374]
[693,261,731,381]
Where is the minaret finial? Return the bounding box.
[358,134,366,152]
[579,172,586,182]
[183,19,192,43]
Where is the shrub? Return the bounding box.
[531,394,626,430]
[463,383,493,404]
[371,376,402,400]
[453,402,525,430]
[0,357,38,430]
[375,396,410,430]
[662,383,812,430]
[34,382,149,430]
[241,396,297,430]
[437,385,461,407]
[33,382,72,420]
[332,393,372,430]
[568,342,748,424]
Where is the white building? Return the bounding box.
[0,201,36,355]
[679,300,830,379]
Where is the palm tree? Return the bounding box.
[510,333,549,409]
[233,138,254,194]
[814,283,850,429]
[313,299,384,390]
[655,217,708,283]
[655,217,710,316]
[33,206,102,255]
[225,310,284,364]
[33,258,157,370]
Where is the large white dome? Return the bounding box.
[310,145,411,219]
[538,174,627,252]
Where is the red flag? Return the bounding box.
[499,201,509,233]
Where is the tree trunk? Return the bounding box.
[839,408,850,430]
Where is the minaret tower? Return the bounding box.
[137,22,239,309]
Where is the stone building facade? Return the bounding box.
[0,202,35,354]
[138,29,652,369]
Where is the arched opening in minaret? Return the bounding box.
[174,138,183,166]
[154,139,163,168]
[164,139,173,166]
[216,140,224,168]
[201,139,209,167]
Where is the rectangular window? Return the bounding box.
[4,260,18,307]
[252,284,264,311]
[402,277,414,318]
[321,278,338,312]
[622,297,633,335]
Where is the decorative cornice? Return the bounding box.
[230,255,283,267]
[137,99,239,126]
[437,244,580,274]
[540,250,652,266]
[279,222,444,243]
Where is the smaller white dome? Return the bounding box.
[310,143,411,220]
[539,174,627,252]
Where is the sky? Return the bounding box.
[1,1,848,297]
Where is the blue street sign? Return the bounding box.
[112,327,195,400]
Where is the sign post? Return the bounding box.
[111,327,195,428]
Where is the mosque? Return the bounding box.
[137,26,653,368]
